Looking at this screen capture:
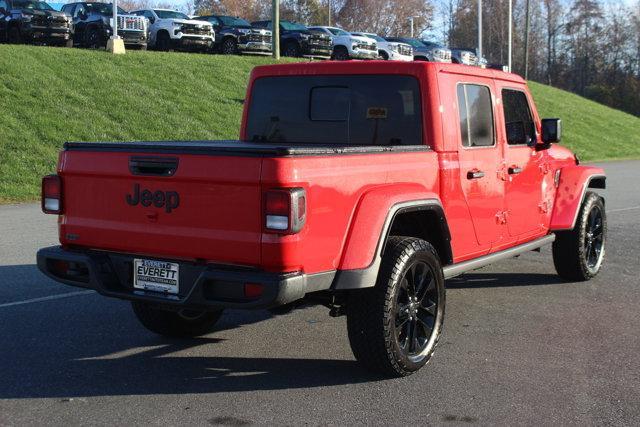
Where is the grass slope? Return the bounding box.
[0,45,291,202]
[1,45,638,202]
[528,81,640,162]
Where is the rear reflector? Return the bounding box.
[42,175,62,214]
[244,283,264,299]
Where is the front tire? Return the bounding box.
[85,27,102,49]
[379,50,389,60]
[156,31,171,51]
[347,236,445,377]
[132,301,223,338]
[283,41,300,57]
[8,26,22,44]
[333,46,349,60]
[221,37,238,55]
[553,191,606,281]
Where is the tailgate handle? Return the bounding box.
[129,157,179,176]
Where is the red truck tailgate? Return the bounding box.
[58,147,263,266]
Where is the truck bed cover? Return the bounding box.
[63,140,431,156]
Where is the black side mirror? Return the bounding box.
[541,118,562,144]
[149,16,155,24]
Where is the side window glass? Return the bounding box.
[74,5,85,18]
[502,89,535,145]
[457,85,469,146]
[0,1,9,12]
[457,84,495,147]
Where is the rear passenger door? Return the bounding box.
[456,81,506,248]
[498,87,546,239]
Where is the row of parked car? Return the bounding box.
[0,0,489,66]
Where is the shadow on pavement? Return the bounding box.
[0,264,380,399]
[446,272,567,289]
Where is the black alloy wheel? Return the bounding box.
[347,236,445,377]
[222,37,238,55]
[583,203,605,272]
[85,28,101,48]
[553,191,607,281]
[8,26,22,44]
[283,42,300,57]
[395,260,439,360]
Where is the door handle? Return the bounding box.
[467,170,485,180]
[508,166,523,175]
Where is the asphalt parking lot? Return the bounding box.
[1,160,639,426]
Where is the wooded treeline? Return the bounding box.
[187,0,640,116]
[438,0,640,116]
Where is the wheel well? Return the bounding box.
[588,176,606,189]
[386,209,453,265]
[334,44,348,51]
[157,29,170,38]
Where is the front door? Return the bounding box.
[498,87,546,238]
[456,82,506,247]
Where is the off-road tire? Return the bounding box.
[222,37,238,55]
[283,41,300,57]
[553,191,606,281]
[333,46,349,60]
[156,31,171,51]
[379,50,389,60]
[85,27,101,49]
[132,301,223,337]
[8,26,22,44]
[346,236,446,377]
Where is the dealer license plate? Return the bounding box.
[133,259,179,294]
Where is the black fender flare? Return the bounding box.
[331,200,452,290]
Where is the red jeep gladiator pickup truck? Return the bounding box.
[37,61,607,377]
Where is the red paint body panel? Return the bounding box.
[53,61,601,279]
[550,165,606,230]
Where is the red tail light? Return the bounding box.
[42,174,62,214]
[264,188,306,234]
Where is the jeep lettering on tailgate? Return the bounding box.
[126,183,180,213]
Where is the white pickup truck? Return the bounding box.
[130,8,214,52]
[351,32,413,61]
[308,26,378,60]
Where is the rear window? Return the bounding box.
[246,75,423,146]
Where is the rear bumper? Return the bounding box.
[37,246,333,310]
